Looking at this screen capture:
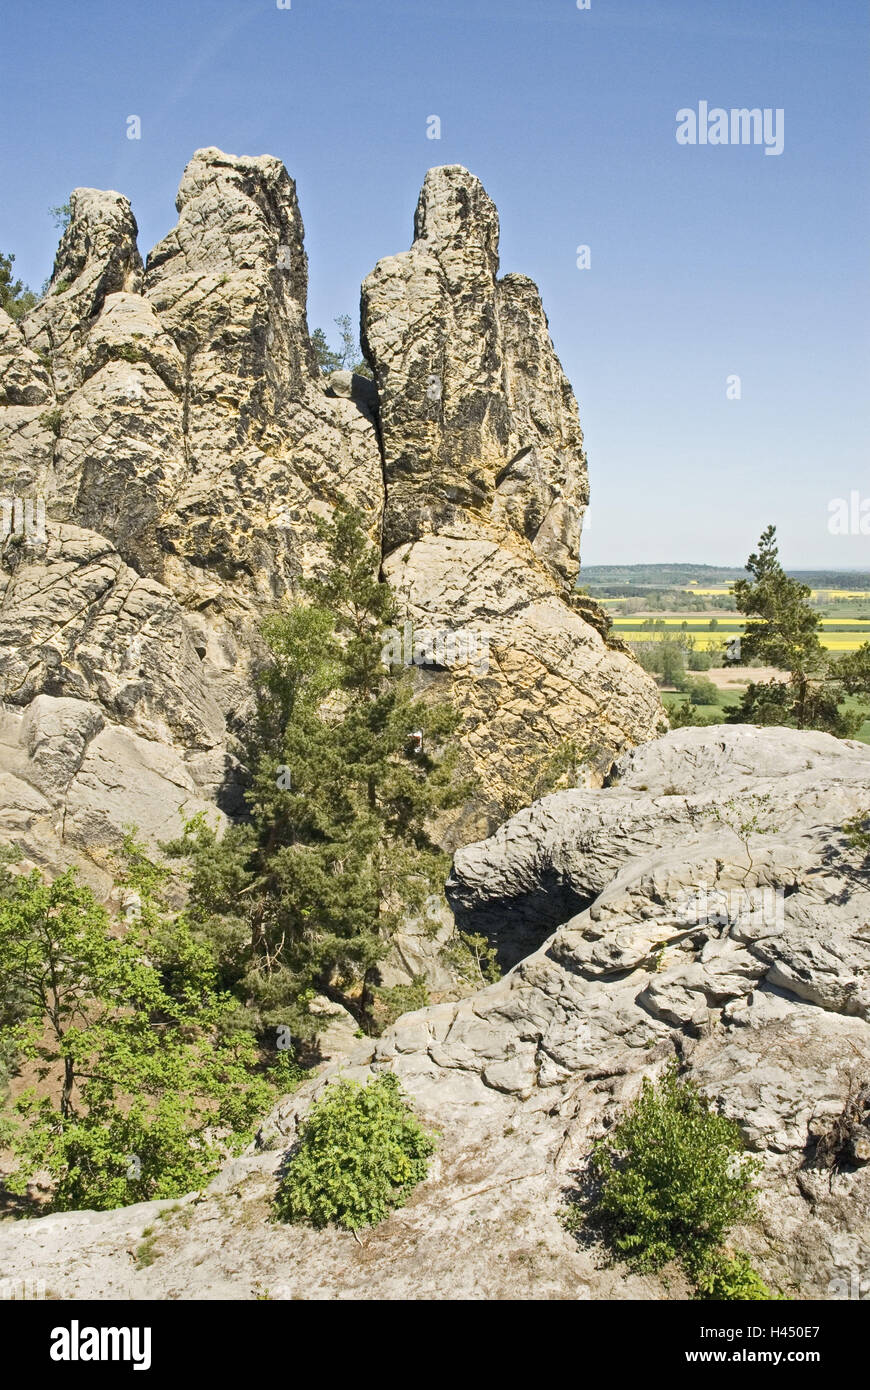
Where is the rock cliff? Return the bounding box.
[0,148,663,887]
[365,165,663,826]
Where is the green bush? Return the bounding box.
[590,1067,762,1273]
[844,812,870,856]
[39,408,62,437]
[112,343,145,363]
[692,1248,774,1301]
[667,698,713,729]
[275,1072,435,1229]
[686,677,720,706]
[374,976,430,1030]
[0,853,282,1212]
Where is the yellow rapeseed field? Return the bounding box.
[612,627,868,653]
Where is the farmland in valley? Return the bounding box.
[580,567,870,743]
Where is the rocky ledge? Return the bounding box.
[3,725,868,1300]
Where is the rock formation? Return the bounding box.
[364,165,664,829]
[0,148,663,887]
[3,725,868,1299]
[1,152,868,1302]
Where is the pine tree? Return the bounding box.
[311,315,372,378]
[729,525,869,736]
[0,252,37,321]
[168,506,472,1037]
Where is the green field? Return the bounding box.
[593,570,870,745]
[662,689,870,744]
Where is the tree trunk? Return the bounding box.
[61,1055,74,1121]
[359,966,376,1034]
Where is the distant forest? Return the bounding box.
[580,564,870,592]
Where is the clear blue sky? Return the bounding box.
[2,0,868,568]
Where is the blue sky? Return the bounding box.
[2,0,868,568]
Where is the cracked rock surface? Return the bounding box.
[3,725,868,1299]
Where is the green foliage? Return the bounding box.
[0,847,27,1094]
[685,677,719,706]
[49,203,71,231]
[731,526,825,678]
[667,697,716,729]
[590,1067,763,1276]
[441,929,500,986]
[166,505,472,1039]
[112,343,145,363]
[692,1248,775,1301]
[729,526,869,735]
[712,793,777,879]
[0,846,277,1212]
[275,1072,435,1229]
[374,976,430,1030]
[844,812,870,858]
[311,314,372,378]
[0,251,37,321]
[311,327,341,373]
[531,738,589,798]
[499,736,592,819]
[631,634,692,688]
[39,408,62,437]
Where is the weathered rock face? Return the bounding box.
[0,150,663,878]
[0,149,386,881]
[142,149,383,607]
[364,165,664,824]
[362,164,586,589]
[5,726,868,1300]
[247,726,870,1299]
[383,535,665,835]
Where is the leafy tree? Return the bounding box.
[631,636,690,688]
[0,851,275,1212]
[685,677,719,706]
[166,506,471,1038]
[0,846,29,1094]
[712,793,777,881]
[729,526,869,735]
[687,648,712,672]
[311,327,342,374]
[49,202,71,232]
[275,1072,436,1229]
[833,642,870,702]
[440,927,500,986]
[0,252,37,321]
[311,313,373,378]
